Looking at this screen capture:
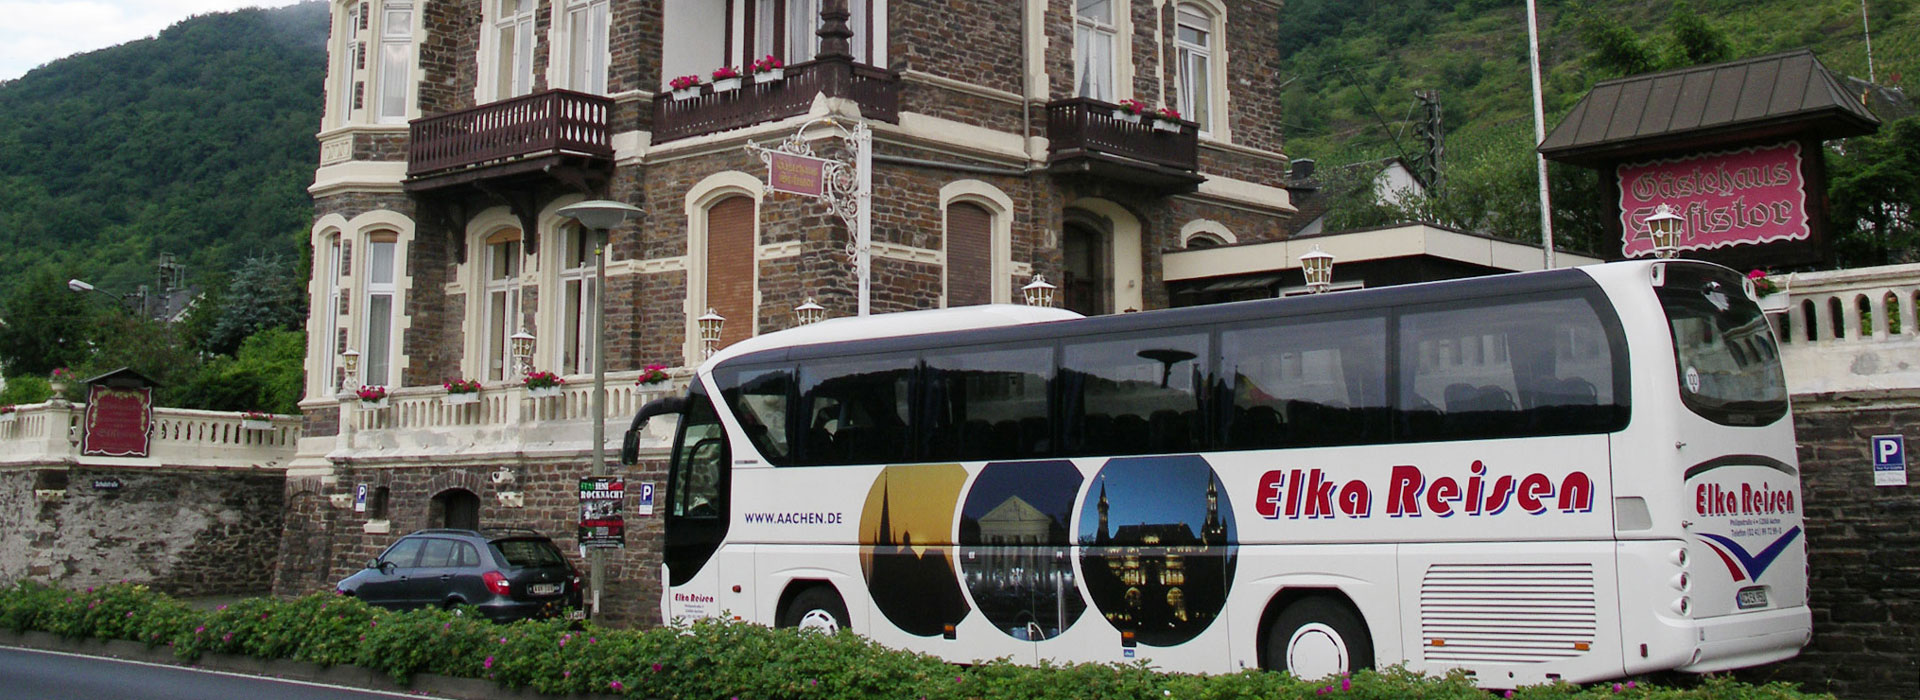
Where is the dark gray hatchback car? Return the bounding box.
[336,529,582,622]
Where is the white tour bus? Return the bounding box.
[624,260,1808,687]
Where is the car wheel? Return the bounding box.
[1263,596,1374,680]
[779,585,848,634]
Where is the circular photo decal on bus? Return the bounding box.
[958,460,1088,641]
[860,464,972,637]
[1076,455,1237,647]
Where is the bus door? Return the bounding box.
[664,386,735,622]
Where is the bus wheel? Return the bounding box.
[780,585,848,634]
[1264,597,1374,680]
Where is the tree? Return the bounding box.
[0,263,102,377]
[198,255,307,356]
[168,328,306,413]
[1828,115,1920,267]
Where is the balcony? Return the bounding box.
[327,369,681,463]
[1771,263,1920,396]
[652,57,900,144]
[0,403,298,469]
[1045,97,1204,193]
[406,89,614,192]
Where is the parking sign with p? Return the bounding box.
[1872,434,1907,487]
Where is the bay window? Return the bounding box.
[1174,5,1214,134]
[363,236,399,388]
[492,0,537,100]
[335,2,361,123]
[566,0,610,94]
[376,1,413,123]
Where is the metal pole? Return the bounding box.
[1527,0,1556,269]
[589,226,608,617]
[856,123,872,316]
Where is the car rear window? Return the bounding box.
[493,538,566,568]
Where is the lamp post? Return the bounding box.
[340,348,362,393]
[1022,275,1056,307]
[555,199,644,620]
[698,309,727,359]
[794,297,826,326]
[67,278,144,316]
[1645,204,1684,259]
[1300,246,1335,294]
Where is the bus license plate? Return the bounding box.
[1736,586,1768,610]
[531,583,561,596]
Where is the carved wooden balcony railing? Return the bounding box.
[1045,97,1204,192]
[652,57,900,144]
[406,89,614,189]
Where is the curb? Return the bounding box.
[0,630,621,700]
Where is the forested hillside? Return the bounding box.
[1278,0,1918,259]
[0,2,327,295]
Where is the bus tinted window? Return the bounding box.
[1062,332,1208,456]
[1221,314,1389,449]
[1398,294,1624,440]
[1656,265,1787,426]
[796,354,916,465]
[717,366,792,462]
[671,390,726,518]
[924,344,1053,461]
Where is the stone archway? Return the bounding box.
[431,488,481,530]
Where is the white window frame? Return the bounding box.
[334,2,362,125]
[555,224,597,376]
[560,0,610,94]
[362,237,400,388]
[485,0,538,102]
[1174,2,1229,140]
[1073,0,1119,102]
[321,233,345,392]
[375,1,414,123]
[482,233,524,382]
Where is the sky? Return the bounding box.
[0,1,308,82]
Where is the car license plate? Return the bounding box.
[1736,586,1768,610]
[531,583,561,596]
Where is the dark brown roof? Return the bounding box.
[1540,50,1879,167]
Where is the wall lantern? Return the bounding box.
[794,297,826,326]
[340,348,361,390]
[697,309,727,359]
[1022,275,1056,307]
[1644,204,1684,259]
[1300,245,1335,294]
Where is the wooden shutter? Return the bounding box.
[706,196,756,349]
[947,202,993,307]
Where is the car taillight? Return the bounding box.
[483,571,512,595]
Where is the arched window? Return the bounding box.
[363,233,401,387]
[482,229,523,382]
[705,196,757,351]
[946,201,994,307]
[1173,4,1217,134]
[1184,233,1224,249]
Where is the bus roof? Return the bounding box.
[703,304,1084,368]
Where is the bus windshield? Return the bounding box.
[1656,264,1787,426]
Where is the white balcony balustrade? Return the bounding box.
[0,404,299,468]
[332,369,683,463]
[1769,263,1920,396]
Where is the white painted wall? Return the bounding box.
[662,0,726,90]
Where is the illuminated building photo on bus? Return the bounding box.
[1077,455,1237,646]
[958,460,1088,641]
[860,464,972,637]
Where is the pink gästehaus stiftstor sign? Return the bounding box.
[1616,142,1810,259]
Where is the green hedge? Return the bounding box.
[0,582,1830,700]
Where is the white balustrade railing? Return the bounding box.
[337,369,684,460]
[0,402,300,468]
[1770,263,1920,395]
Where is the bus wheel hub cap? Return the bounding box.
[1287,623,1347,680]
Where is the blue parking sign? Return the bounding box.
[1872,435,1907,487]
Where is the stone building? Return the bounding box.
[280,0,1300,625]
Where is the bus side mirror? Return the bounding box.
[620,429,640,465]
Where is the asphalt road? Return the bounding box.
[0,646,443,700]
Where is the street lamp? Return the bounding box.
[1022,275,1056,307]
[1645,204,1684,259]
[794,297,826,326]
[698,309,727,359]
[67,278,142,315]
[555,199,644,621]
[1300,246,1335,294]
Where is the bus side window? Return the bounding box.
[923,343,1052,462]
[671,394,727,518]
[1219,314,1387,450]
[717,366,793,464]
[1061,332,1208,456]
[1398,295,1620,441]
[796,354,917,465]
